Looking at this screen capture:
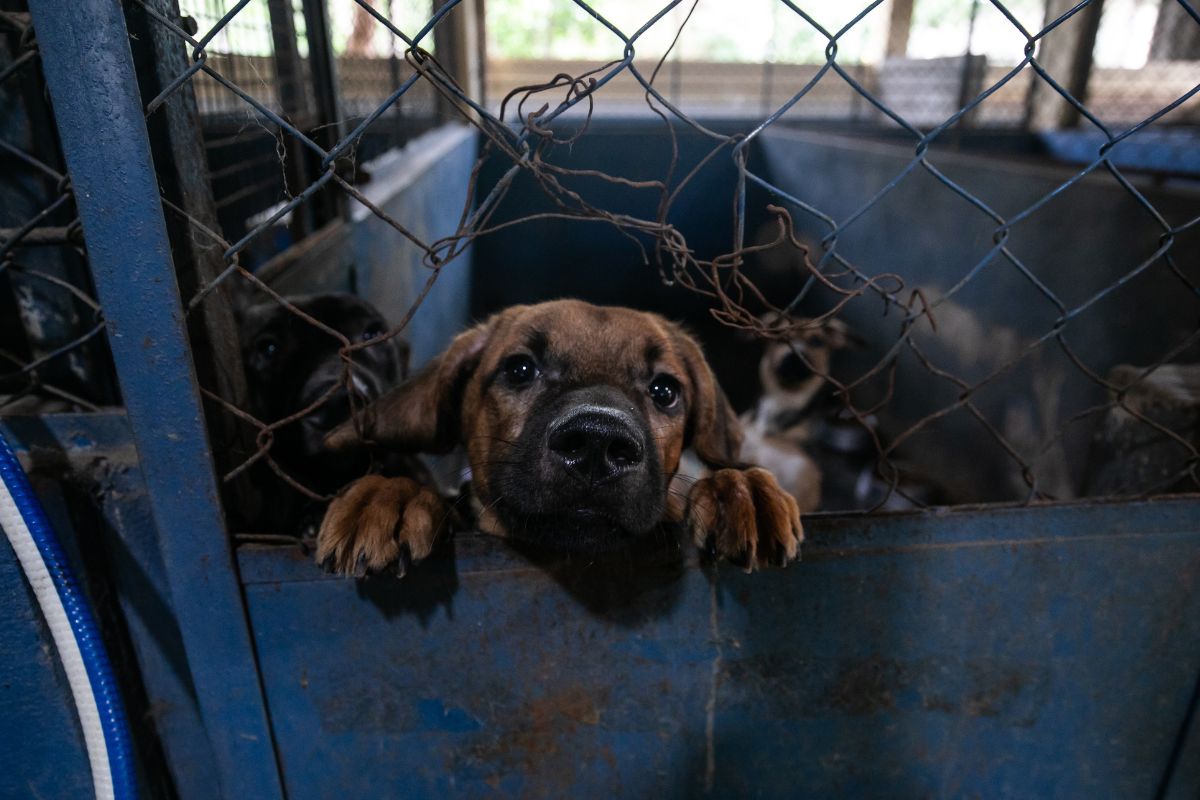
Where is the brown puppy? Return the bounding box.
[316,300,803,575]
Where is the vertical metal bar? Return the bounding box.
[300,0,346,223]
[433,0,484,118]
[957,0,980,108]
[268,0,318,237]
[1060,0,1105,129]
[1149,0,1200,60]
[670,50,681,108]
[25,2,285,798]
[432,0,460,122]
[127,0,265,526]
[301,0,343,137]
[760,61,774,117]
[474,0,488,110]
[1027,0,1106,130]
[954,0,982,141]
[268,0,311,122]
[386,0,405,149]
[885,0,914,58]
[851,64,865,122]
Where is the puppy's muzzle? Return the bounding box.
[775,349,814,388]
[546,404,645,485]
[302,371,380,431]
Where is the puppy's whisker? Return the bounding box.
[475,492,507,516]
[466,435,520,446]
[668,475,701,487]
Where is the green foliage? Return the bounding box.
[490,0,606,60]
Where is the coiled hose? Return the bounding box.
[0,433,137,800]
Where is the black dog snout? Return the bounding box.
[307,383,352,430]
[303,373,377,431]
[776,350,814,387]
[547,409,644,484]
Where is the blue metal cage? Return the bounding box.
[2,0,1199,798]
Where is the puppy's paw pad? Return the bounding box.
[315,475,445,577]
[686,467,804,570]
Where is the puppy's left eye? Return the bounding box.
[648,374,681,409]
[256,337,278,360]
[502,354,539,386]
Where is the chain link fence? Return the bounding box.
[178,0,445,254]
[3,0,1199,528]
[0,9,119,414]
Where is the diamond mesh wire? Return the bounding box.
[22,0,1200,518]
[0,9,118,414]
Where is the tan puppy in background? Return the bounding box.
[674,320,850,515]
[739,319,855,512]
[316,300,804,576]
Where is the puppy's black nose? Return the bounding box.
[548,410,644,484]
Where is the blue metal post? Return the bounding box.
[25,2,285,797]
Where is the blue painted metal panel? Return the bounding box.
[469,122,745,321]
[1041,129,1200,178]
[25,2,284,796]
[239,499,1200,798]
[350,125,477,369]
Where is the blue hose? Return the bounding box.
[0,433,138,800]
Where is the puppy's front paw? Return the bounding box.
[316,475,446,577]
[686,467,804,570]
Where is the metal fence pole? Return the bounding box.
[1026,0,1106,130]
[268,0,320,238]
[24,1,285,797]
[885,0,914,58]
[300,0,347,223]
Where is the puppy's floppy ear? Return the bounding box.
[326,320,492,454]
[670,325,743,468]
[391,336,412,380]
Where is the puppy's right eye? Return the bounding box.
[649,374,681,409]
[256,337,279,360]
[502,354,539,386]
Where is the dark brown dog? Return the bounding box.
[315,299,803,575]
[237,293,410,532]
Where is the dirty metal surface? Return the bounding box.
[239,498,1200,799]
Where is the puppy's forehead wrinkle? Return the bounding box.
[499,309,682,386]
[524,327,550,357]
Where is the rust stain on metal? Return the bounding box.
[963,670,1027,718]
[462,686,610,794]
[827,656,902,715]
